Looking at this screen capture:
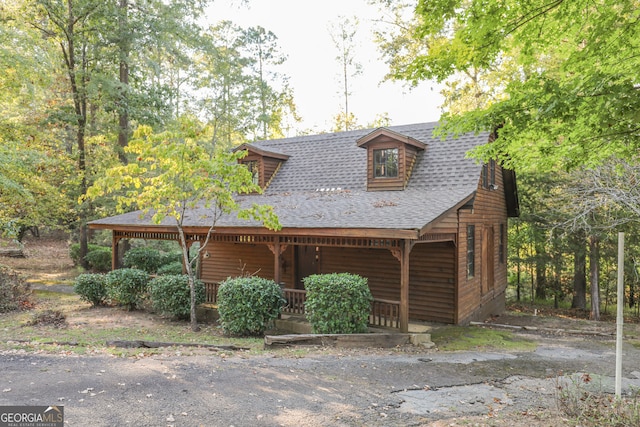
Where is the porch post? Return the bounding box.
[400,239,413,333]
[111,232,119,270]
[273,238,281,285]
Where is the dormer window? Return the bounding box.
[234,143,289,190]
[357,128,427,191]
[374,148,399,178]
[244,160,260,185]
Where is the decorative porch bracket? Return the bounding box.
[267,239,288,284]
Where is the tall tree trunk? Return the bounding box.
[534,242,547,300]
[117,0,130,163]
[589,235,600,320]
[62,0,89,269]
[177,225,200,332]
[572,235,587,310]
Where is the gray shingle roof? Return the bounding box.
[90,122,488,232]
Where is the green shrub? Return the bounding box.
[149,275,204,320]
[159,251,182,266]
[157,261,184,275]
[123,247,163,273]
[84,247,112,272]
[303,273,372,334]
[69,243,103,266]
[105,268,149,310]
[0,266,30,313]
[74,273,108,306]
[217,277,285,336]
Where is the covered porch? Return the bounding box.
[102,227,458,333]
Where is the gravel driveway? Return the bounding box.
[2,330,639,427]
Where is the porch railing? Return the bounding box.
[369,298,400,329]
[202,283,400,329]
[282,288,307,315]
[203,281,220,304]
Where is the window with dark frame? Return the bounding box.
[243,160,260,186]
[482,164,488,188]
[490,159,496,187]
[499,223,505,264]
[482,159,496,189]
[467,224,475,278]
[373,148,399,178]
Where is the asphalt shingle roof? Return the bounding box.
[90,122,488,232]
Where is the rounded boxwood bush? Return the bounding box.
[217,277,285,336]
[69,243,103,266]
[303,273,372,334]
[149,275,204,320]
[157,261,184,276]
[123,247,163,273]
[74,273,107,306]
[84,247,112,272]
[105,268,149,310]
[159,251,182,266]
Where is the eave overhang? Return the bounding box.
[88,222,421,240]
[356,127,427,151]
[234,143,290,160]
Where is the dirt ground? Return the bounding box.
[2,234,640,426]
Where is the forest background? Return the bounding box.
[2,0,640,321]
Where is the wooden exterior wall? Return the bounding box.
[320,244,455,323]
[200,242,294,286]
[262,157,282,189]
[409,243,456,323]
[456,164,508,324]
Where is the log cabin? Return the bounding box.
[89,122,519,332]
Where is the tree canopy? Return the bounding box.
[86,118,281,330]
[388,0,640,172]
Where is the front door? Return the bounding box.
[295,246,319,289]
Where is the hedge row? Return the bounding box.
[73,270,204,317]
[70,245,181,273]
[74,268,372,336]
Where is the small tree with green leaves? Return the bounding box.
[86,117,281,331]
[304,273,372,334]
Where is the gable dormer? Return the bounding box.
[357,128,427,191]
[234,144,289,190]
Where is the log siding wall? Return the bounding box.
[200,242,294,286]
[321,244,455,323]
[456,163,508,324]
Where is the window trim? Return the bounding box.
[373,147,399,179]
[467,224,475,278]
[242,159,260,187]
[482,159,497,189]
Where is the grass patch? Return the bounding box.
[0,290,265,356]
[430,325,537,352]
